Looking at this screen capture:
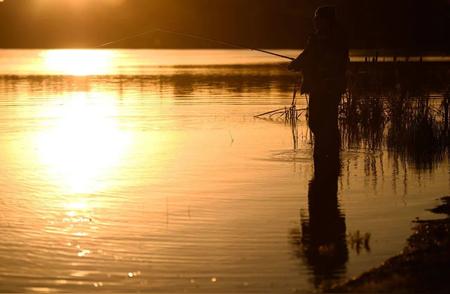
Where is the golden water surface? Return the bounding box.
[0,50,448,292]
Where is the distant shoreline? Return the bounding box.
[0,48,449,64]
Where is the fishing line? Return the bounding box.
[96,27,295,61]
[97,27,302,123]
[96,27,157,48]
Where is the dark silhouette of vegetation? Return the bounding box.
[340,61,449,170]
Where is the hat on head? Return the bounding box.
[314,6,336,21]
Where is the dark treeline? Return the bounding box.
[0,0,448,52]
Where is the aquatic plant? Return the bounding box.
[347,230,371,254]
[254,60,448,169]
[339,61,449,170]
[254,78,306,124]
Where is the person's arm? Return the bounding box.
[288,53,305,71]
[288,35,314,71]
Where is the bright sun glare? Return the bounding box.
[42,50,115,76]
[35,91,132,194]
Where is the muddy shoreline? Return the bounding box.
[329,196,450,293]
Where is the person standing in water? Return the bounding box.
[288,6,349,164]
[291,8,350,282]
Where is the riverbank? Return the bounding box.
[330,196,450,293]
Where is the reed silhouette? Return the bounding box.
[340,61,449,170]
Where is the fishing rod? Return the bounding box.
[97,27,295,61]
[155,28,295,61]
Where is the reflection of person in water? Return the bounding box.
[300,141,348,287]
[288,6,348,159]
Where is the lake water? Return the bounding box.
[0,49,448,293]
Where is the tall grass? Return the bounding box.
[340,61,449,169]
[254,61,448,169]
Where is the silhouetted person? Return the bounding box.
[288,6,348,159]
[289,12,349,281]
[299,140,348,288]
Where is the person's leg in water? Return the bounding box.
[308,91,341,172]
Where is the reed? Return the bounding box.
[255,61,448,169]
[254,77,306,124]
[340,61,449,169]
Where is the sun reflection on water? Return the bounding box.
[42,50,116,76]
[35,91,132,195]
